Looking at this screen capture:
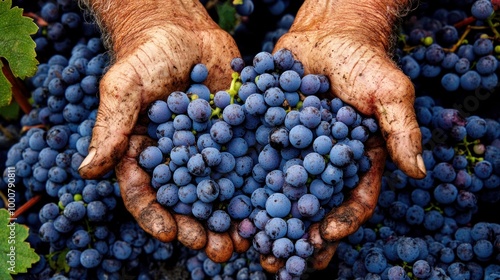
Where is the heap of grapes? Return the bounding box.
[398,0,500,95]
[139,48,377,278]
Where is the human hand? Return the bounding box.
[78,0,241,262]
[261,0,425,272]
[274,0,424,178]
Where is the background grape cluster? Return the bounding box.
[1,0,499,279]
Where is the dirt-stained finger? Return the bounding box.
[79,63,142,179]
[374,73,426,179]
[320,136,386,242]
[205,230,234,263]
[174,214,207,250]
[306,223,339,270]
[229,221,251,253]
[115,135,177,242]
[260,254,285,274]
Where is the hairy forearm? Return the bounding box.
[79,0,215,56]
[296,0,414,50]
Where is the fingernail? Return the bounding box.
[416,154,427,176]
[79,148,96,170]
[155,230,169,242]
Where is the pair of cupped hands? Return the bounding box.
[78,0,425,273]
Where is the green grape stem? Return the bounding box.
[401,262,417,280]
[210,72,241,119]
[84,218,93,236]
[228,72,241,104]
[486,17,500,39]
[210,107,222,119]
[424,202,443,214]
[0,191,9,211]
[455,138,484,171]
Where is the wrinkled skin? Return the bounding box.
[274,3,425,180]
[79,0,425,271]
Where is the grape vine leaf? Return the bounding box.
[217,0,238,33]
[47,248,70,273]
[0,100,19,120]
[0,208,40,279]
[0,0,39,107]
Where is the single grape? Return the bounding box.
[253,51,274,74]
[190,63,208,83]
[207,210,231,232]
[139,146,164,170]
[471,0,494,20]
[80,248,102,268]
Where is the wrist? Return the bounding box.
[296,0,414,50]
[80,0,215,58]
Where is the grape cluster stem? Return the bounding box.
[13,194,43,219]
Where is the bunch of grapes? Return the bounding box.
[2,0,500,279]
[326,94,500,279]
[4,0,108,199]
[398,0,500,93]
[182,247,267,279]
[334,222,500,279]
[375,96,500,233]
[2,0,103,212]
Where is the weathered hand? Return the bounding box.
[274,1,424,178]
[78,0,241,262]
[275,21,425,178]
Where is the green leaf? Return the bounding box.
[217,0,239,33]
[0,0,39,107]
[0,60,11,106]
[46,248,70,273]
[0,209,40,279]
[0,100,19,120]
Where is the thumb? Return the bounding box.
[375,71,426,179]
[78,61,142,179]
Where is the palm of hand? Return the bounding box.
[79,23,240,178]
